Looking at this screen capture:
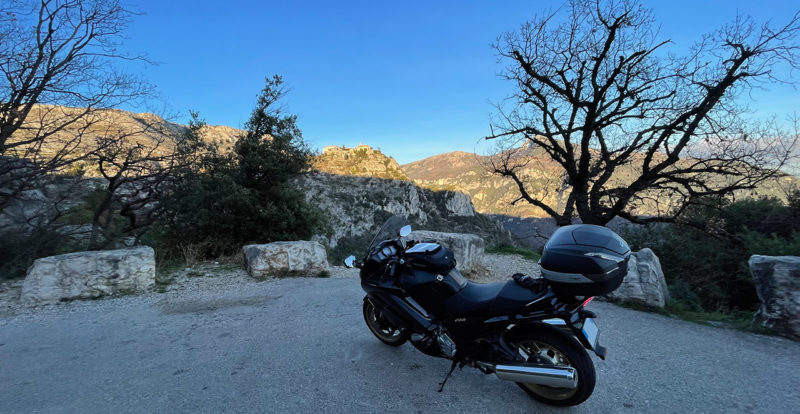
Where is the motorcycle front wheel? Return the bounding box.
[362,297,408,346]
[508,325,596,407]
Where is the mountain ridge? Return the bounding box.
[403,148,800,219]
[8,105,798,221]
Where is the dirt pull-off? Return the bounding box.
[1,266,799,413]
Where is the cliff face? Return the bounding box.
[295,172,510,262]
[313,145,410,181]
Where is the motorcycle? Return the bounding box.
[345,216,631,406]
[343,215,630,407]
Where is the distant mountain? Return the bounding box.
[6,104,243,167]
[404,147,800,219]
[313,145,410,181]
[399,151,483,181]
[402,147,566,218]
[10,105,797,222]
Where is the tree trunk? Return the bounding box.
[89,184,116,250]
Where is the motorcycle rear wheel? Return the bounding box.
[363,298,408,346]
[508,325,596,407]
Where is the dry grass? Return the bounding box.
[177,244,203,267]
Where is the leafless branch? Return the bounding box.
[486,0,799,225]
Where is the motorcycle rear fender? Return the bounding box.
[505,320,577,347]
[522,316,607,360]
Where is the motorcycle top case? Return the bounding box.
[539,224,630,296]
[404,242,456,275]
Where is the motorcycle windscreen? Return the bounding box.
[368,215,407,250]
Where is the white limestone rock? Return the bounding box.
[21,246,155,304]
[242,241,329,278]
[606,248,670,308]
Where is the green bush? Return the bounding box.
[156,76,328,258]
[742,229,800,256]
[665,281,703,313]
[328,234,369,264]
[624,223,757,312]
[719,196,800,238]
[622,193,800,314]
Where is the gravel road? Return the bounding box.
[2,271,799,414]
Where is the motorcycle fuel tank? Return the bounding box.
[405,242,456,275]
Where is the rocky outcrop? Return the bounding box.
[0,176,101,232]
[606,248,669,308]
[21,246,155,304]
[749,255,800,339]
[296,172,509,261]
[315,145,410,181]
[443,191,475,217]
[242,241,329,278]
[409,230,485,273]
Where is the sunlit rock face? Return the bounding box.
[314,145,410,181]
[403,150,800,220]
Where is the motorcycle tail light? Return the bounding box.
[582,296,594,307]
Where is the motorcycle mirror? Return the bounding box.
[399,225,412,238]
[343,255,356,269]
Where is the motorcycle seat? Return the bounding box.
[442,279,548,318]
[442,281,505,317]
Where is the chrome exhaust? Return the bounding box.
[493,364,578,389]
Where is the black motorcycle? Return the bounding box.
[343,215,630,407]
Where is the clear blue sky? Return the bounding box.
[120,0,800,164]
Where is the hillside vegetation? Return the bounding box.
[623,193,800,314]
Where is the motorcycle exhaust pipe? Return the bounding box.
[493,364,578,389]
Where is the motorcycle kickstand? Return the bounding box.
[437,359,460,392]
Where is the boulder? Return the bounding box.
[243,241,329,278]
[748,255,800,339]
[409,230,484,273]
[21,246,155,304]
[606,248,670,308]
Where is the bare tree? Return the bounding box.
[0,0,151,207]
[487,0,800,226]
[86,113,211,249]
